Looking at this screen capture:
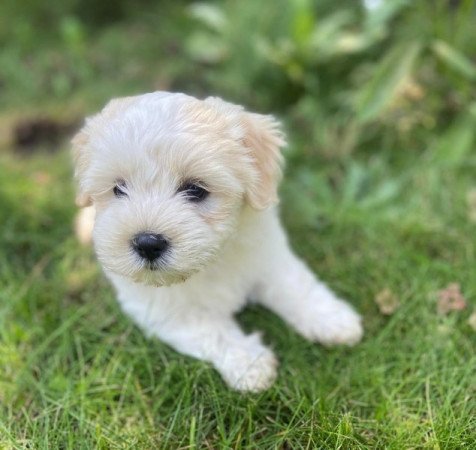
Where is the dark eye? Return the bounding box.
[179,182,209,202]
[113,180,127,198]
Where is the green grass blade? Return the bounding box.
[432,39,476,81]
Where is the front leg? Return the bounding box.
[122,296,278,392]
[256,245,363,346]
[156,315,277,392]
[112,274,278,392]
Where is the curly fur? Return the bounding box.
[72,91,363,392]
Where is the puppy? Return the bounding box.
[72,92,363,392]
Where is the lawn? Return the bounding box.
[1,1,475,448]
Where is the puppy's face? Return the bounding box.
[72,92,284,286]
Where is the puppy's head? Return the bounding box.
[72,92,285,286]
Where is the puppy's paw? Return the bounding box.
[293,298,364,347]
[219,338,278,392]
[225,352,278,393]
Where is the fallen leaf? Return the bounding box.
[32,171,52,185]
[468,312,476,331]
[374,288,400,315]
[436,283,467,315]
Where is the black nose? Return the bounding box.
[132,233,169,262]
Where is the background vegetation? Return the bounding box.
[1,0,475,448]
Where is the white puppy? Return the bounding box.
[72,92,363,392]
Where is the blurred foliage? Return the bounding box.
[0,0,193,108]
[0,0,475,231]
[0,0,473,228]
[1,0,475,164]
[0,0,476,161]
[186,0,476,159]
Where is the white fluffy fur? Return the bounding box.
[73,92,363,392]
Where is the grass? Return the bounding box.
[0,136,475,448]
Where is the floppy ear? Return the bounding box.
[71,96,137,208]
[240,111,286,209]
[205,97,286,210]
[71,125,93,208]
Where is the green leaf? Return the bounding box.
[432,115,476,166]
[291,0,315,45]
[432,40,476,81]
[364,0,409,35]
[360,179,402,208]
[356,42,421,123]
[188,2,227,32]
[186,31,227,63]
[341,162,367,204]
[310,11,354,51]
